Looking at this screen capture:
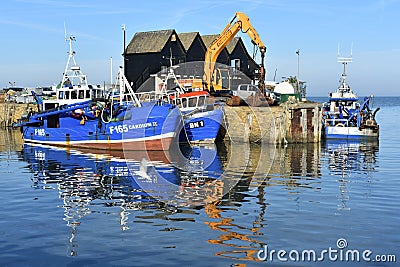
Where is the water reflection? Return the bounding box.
[323,140,378,176]
[0,128,23,153]
[267,143,322,190]
[17,133,380,264]
[204,143,323,261]
[323,140,379,211]
[203,141,379,262]
[22,143,225,256]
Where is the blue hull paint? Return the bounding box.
[22,102,182,150]
[179,108,223,143]
[325,134,373,140]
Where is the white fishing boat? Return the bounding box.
[42,35,105,111]
[322,54,379,140]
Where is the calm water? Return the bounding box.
[0,97,399,266]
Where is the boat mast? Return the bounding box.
[337,47,352,93]
[62,35,76,85]
[60,34,87,88]
[117,67,141,107]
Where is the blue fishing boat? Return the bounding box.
[169,91,224,143]
[19,69,182,151]
[322,54,379,140]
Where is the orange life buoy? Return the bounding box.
[72,108,83,119]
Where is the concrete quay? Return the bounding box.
[0,103,37,128]
[221,100,322,144]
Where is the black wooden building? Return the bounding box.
[178,32,206,62]
[124,29,260,90]
[125,29,186,90]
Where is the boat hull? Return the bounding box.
[23,135,175,151]
[324,126,379,140]
[179,108,223,143]
[22,104,182,151]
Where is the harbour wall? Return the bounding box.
[221,100,322,144]
[0,103,37,127]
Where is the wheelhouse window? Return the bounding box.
[71,90,77,99]
[181,98,187,108]
[78,90,84,99]
[198,96,206,107]
[188,97,197,108]
[176,98,182,108]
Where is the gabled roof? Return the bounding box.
[126,29,175,54]
[178,32,201,51]
[226,37,240,54]
[201,34,220,48]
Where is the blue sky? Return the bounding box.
[1,0,399,96]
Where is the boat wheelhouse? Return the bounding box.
[43,35,106,110]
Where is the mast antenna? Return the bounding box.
[64,21,67,41]
[350,42,353,58]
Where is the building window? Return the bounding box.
[161,65,167,74]
[231,59,240,71]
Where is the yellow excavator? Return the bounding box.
[202,12,267,95]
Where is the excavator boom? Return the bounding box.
[203,12,266,92]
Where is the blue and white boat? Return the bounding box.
[322,55,379,140]
[169,91,224,143]
[19,68,182,151]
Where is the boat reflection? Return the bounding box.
[323,140,378,175]
[22,143,225,256]
[323,140,379,211]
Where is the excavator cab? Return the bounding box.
[212,68,231,94]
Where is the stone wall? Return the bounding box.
[222,101,322,144]
[0,103,37,127]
